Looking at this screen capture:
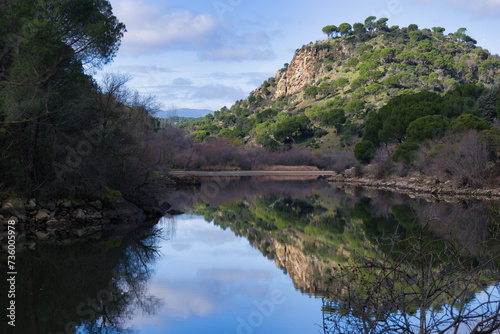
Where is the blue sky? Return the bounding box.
[95,0,500,112]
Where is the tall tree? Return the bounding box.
[338,23,352,37]
[0,0,125,189]
[364,16,376,32]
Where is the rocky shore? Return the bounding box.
[329,173,500,202]
[0,196,182,251]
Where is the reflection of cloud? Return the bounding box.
[146,268,273,321]
[171,243,192,252]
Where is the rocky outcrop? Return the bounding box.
[329,174,500,201]
[274,42,345,98]
[0,197,181,250]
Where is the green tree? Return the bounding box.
[364,16,376,32]
[274,115,312,144]
[375,18,389,31]
[432,27,445,34]
[449,114,491,133]
[354,140,376,163]
[345,100,365,114]
[0,0,125,187]
[406,115,447,142]
[391,142,420,163]
[322,25,338,39]
[338,23,353,37]
[353,23,366,36]
[333,78,350,93]
[407,24,419,31]
[320,108,346,130]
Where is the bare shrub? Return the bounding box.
[319,151,357,173]
[371,146,395,179]
[272,148,320,166]
[422,131,489,187]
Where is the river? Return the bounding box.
[2,176,500,333]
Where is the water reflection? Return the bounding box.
[179,177,500,332]
[1,226,164,334]
[2,177,500,333]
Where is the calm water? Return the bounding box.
[2,176,500,333]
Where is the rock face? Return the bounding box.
[274,43,345,97]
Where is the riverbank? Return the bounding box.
[328,174,500,202]
[0,196,182,251]
[169,169,500,201]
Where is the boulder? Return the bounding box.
[46,219,65,229]
[75,208,86,223]
[104,197,146,225]
[35,209,51,222]
[344,167,356,178]
[1,198,27,223]
[89,200,103,210]
[26,199,36,210]
[35,231,50,241]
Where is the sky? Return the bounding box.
[94,0,500,113]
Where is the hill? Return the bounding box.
[180,19,500,156]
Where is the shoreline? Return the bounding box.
[328,175,500,202]
[167,170,339,177]
[169,170,500,201]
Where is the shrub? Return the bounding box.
[406,115,447,142]
[449,114,491,133]
[354,140,376,163]
[371,147,395,179]
[420,131,489,187]
[391,142,420,164]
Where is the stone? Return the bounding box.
[104,197,146,225]
[46,219,64,229]
[27,199,36,209]
[47,201,57,211]
[75,208,86,222]
[60,200,72,209]
[344,167,356,178]
[35,209,51,221]
[89,200,103,210]
[35,231,50,241]
[1,198,27,223]
[159,201,172,212]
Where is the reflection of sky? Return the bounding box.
[126,215,322,333]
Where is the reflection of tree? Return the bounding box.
[322,221,500,334]
[1,227,164,334]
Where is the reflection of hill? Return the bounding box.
[183,178,500,295]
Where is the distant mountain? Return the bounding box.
[157,108,212,118]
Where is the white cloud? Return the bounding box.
[417,0,500,13]
[112,0,274,61]
[450,0,500,12]
[190,83,246,102]
[201,47,273,61]
[114,1,217,52]
[172,77,193,86]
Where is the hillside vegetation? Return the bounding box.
[177,18,500,185]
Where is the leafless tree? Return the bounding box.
[322,220,500,334]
